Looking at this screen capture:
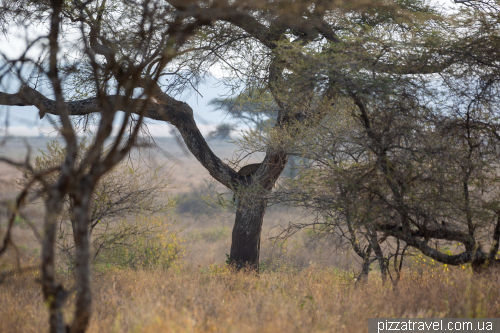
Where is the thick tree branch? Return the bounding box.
[375,222,495,266]
[166,2,275,48]
[0,87,238,188]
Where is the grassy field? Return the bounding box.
[1,262,499,333]
[1,137,500,332]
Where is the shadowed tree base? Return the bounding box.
[471,259,500,274]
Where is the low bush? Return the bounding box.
[93,215,185,271]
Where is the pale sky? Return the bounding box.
[0,74,233,137]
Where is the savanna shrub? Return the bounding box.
[94,215,185,271]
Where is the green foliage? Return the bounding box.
[94,215,185,271]
[209,89,278,133]
[12,215,29,229]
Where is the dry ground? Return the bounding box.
[1,137,499,332]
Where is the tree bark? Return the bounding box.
[42,192,67,333]
[70,187,92,333]
[356,247,373,285]
[229,192,269,272]
[471,257,500,274]
[371,232,388,283]
[228,153,288,272]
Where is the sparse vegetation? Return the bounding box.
[187,226,231,243]
[175,183,222,217]
[91,215,185,272]
[19,139,177,269]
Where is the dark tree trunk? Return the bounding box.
[70,192,92,333]
[356,249,373,285]
[229,153,288,272]
[372,237,388,283]
[229,192,269,272]
[471,258,500,274]
[42,193,67,333]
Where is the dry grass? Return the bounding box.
[3,182,497,333]
[2,138,500,332]
[1,263,499,333]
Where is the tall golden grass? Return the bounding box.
[1,140,499,332]
[1,263,499,333]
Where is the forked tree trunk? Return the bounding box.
[371,231,388,283]
[229,191,269,272]
[228,155,288,272]
[42,188,93,333]
[374,247,388,284]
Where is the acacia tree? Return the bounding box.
[271,1,500,275]
[165,0,455,270]
[1,0,457,276]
